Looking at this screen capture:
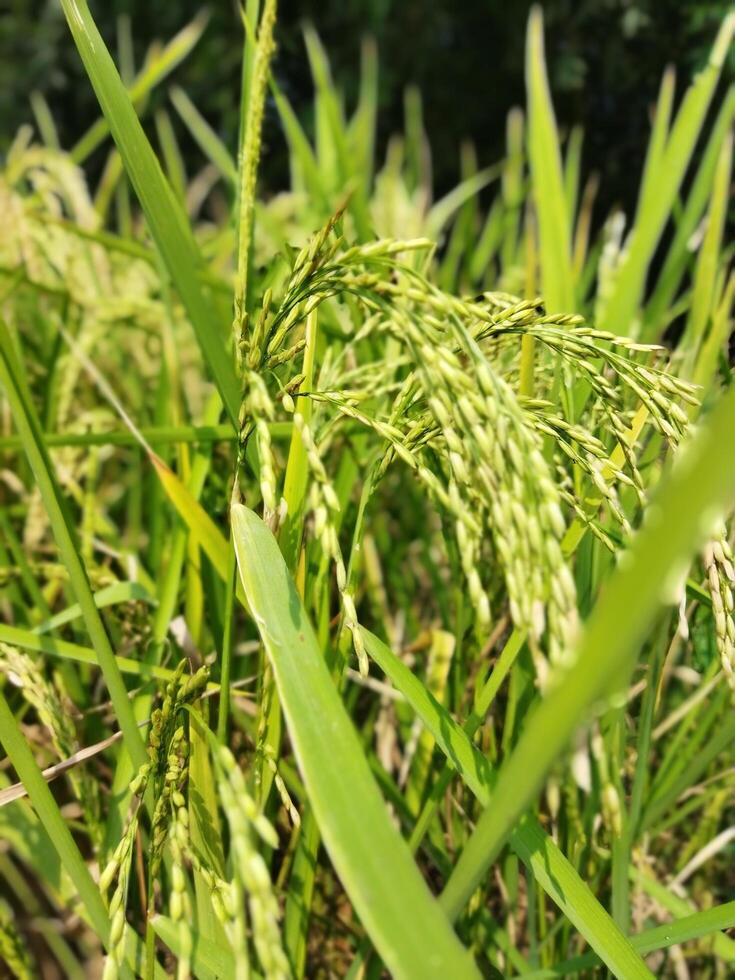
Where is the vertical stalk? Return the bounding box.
[216,537,238,743]
[519,209,537,398]
[280,311,320,973]
[233,0,276,351]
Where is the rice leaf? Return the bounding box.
[70,11,209,164]
[440,378,735,923]
[152,915,236,980]
[170,86,238,185]
[525,6,575,312]
[231,503,480,980]
[33,581,156,635]
[683,129,732,373]
[643,87,735,337]
[0,319,147,769]
[0,693,112,945]
[632,869,735,962]
[58,0,241,427]
[600,13,735,335]
[361,628,652,979]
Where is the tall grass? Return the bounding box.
[0,2,733,976]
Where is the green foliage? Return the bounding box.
[0,3,733,978]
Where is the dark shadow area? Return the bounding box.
[2,0,731,224]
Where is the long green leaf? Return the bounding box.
[600,13,735,335]
[524,901,735,976]
[0,622,175,683]
[0,422,288,451]
[34,581,155,635]
[523,900,735,976]
[693,271,735,394]
[70,12,209,163]
[426,165,502,243]
[58,0,240,427]
[231,504,479,980]
[526,6,575,312]
[303,25,371,238]
[0,693,111,943]
[643,86,735,337]
[152,915,238,980]
[361,628,652,979]
[350,37,379,194]
[683,128,733,372]
[440,377,735,921]
[0,319,147,769]
[636,66,676,218]
[632,869,735,962]
[170,86,237,185]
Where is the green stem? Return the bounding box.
[0,319,147,771]
[519,207,537,398]
[0,421,291,451]
[217,536,238,743]
[519,334,536,397]
[0,691,111,943]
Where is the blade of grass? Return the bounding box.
[600,14,735,335]
[29,90,61,149]
[500,108,525,271]
[0,509,53,620]
[188,702,228,948]
[632,868,735,962]
[426,165,502,243]
[0,422,289,451]
[105,394,228,855]
[682,129,733,375]
[231,503,480,979]
[632,901,735,957]
[303,24,372,239]
[361,627,651,979]
[693,270,735,394]
[636,66,676,218]
[33,581,155,635]
[279,312,323,972]
[0,319,147,769]
[350,37,379,194]
[643,86,735,338]
[270,76,331,210]
[641,712,735,831]
[525,6,574,312]
[524,901,735,976]
[69,11,209,164]
[0,694,114,951]
[404,85,427,193]
[170,86,237,186]
[154,109,187,205]
[215,538,238,743]
[440,377,735,924]
[58,0,240,427]
[563,125,583,231]
[0,622,176,682]
[150,455,245,607]
[152,915,236,980]
[409,628,525,853]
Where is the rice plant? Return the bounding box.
[0,1,734,976]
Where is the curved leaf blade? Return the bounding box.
[361,627,653,980]
[441,380,735,925]
[59,0,240,427]
[525,6,574,312]
[231,503,479,980]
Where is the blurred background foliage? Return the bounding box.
[1,0,733,220]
